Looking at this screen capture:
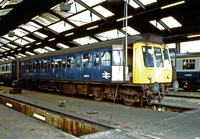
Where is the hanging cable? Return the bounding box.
[107,0,128,127]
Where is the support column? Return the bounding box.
[176,42,180,53]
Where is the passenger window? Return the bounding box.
[94,54,99,67]
[44,60,47,69]
[51,60,54,69]
[101,51,111,66]
[82,54,92,67]
[2,65,5,71]
[28,62,32,70]
[36,61,40,69]
[41,61,44,69]
[33,62,36,70]
[26,63,29,70]
[113,50,123,65]
[47,59,50,69]
[76,56,81,68]
[67,56,75,68]
[183,59,195,70]
[143,46,154,67]
[62,58,66,68]
[154,47,163,67]
[55,58,62,69]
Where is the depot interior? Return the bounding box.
[0,0,199,61]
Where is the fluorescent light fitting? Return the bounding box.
[11,50,14,53]
[50,4,60,10]
[87,25,99,30]
[2,1,9,8]
[36,42,42,45]
[187,34,200,38]
[161,1,185,9]
[48,38,56,41]
[31,15,39,20]
[18,48,22,51]
[33,113,46,121]
[116,15,133,22]
[65,32,74,37]
[26,45,31,48]
[6,103,12,108]
[5,53,8,55]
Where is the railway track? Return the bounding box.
[0,93,113,138]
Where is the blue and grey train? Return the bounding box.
[0,33,178,105]
[176,53,200,91]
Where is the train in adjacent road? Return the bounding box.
[0,33,178,106]
[176,53,200,91]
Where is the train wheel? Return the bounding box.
[123,100,135,106]
[93,90,104,101]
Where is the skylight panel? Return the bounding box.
[2,57,9,61]
[93,5,114,18]
[95,29,125,41]
[33,16,52,26]
[3,34,18,41]
[52,2,85,18]
[48,21,74,33]
[40,12,60,23]
[14,54,22,58]
[7,44,18,49]
[21,21,42,32]
[161,16,182,28]
[33,31,48,39]
[44,46,56,52]
[13,29,28,37]
[68,10,101,27]
[0,38,9,44]
[7,56,15,60]
[125,0,140,8]
[149,20,165,30]
[18,53,27,57]
[34,48,49,54]
[122,26,140,35]
[0,48,6,52]
[82,0,106,7]
[23,36,35,43]
[25,51,35,56]
[56,43,70,49]
[73,36,98,45]
[0,8,13,16]
[140,0,157,5]
[1,46,10,51]
[14,38,29,46]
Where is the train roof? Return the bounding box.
[1,33,164,62]
[176,53,200,58]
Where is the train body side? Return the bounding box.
[176,53,200,90]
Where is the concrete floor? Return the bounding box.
[0,86,200,139]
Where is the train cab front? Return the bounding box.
[132,42,173,105]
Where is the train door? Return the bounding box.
[66,55,76,80]
[74,55,81,81]
[54,57,62,80]
[81,53,93,81]
[111,45,124,82]
[62,58,67,80]
[92,52,100,82]
[99,49,112,82]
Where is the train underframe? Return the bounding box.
[11,79,170,106]
[179,80,199,92]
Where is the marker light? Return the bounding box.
[148,75,152,80]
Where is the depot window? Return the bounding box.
[101,51,111,66]
[183,59,195,70]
